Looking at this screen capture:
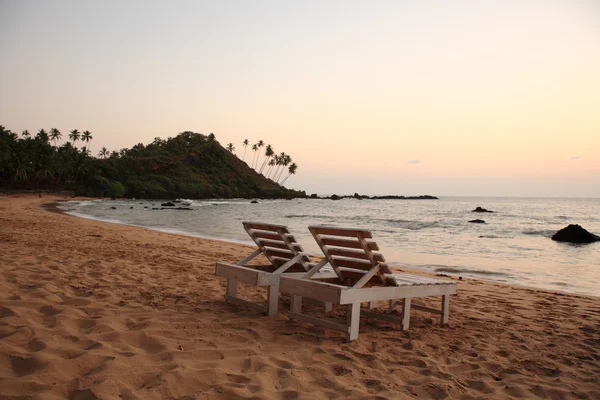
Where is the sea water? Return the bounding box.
[58,197,600,297]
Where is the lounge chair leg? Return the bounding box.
[290,295,302,319]
[401,298,411,330]
[266,285,279,316]
[389,300,396,311]
[441,295,450,326]
[347,303,360,341]
[225,279,237,300]
[368,301,376,310]
[324,302,333,313]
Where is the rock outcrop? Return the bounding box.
[469,219,486,223]
[551,224,600,243]
[472,207,494,213]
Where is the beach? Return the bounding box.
[1,194,599,399]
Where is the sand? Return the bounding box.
[0,194,598,400]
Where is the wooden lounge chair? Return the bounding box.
[279,226,457,341]
[215,222,330,316]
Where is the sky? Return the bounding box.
[1,0,599,197]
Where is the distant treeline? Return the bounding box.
[0,126,306,199]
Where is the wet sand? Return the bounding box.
[0,194,598,399]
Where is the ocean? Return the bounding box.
[58,197,600,297]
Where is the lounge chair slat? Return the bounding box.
[264,248,294,259]
[309,226,373,238]
[327,247,385,263]
[251,230,297,243]
[258,238,302,251]
[320,237,379,251]
[331,257,376,271]
[243,222,289,232]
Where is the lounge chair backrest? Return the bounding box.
[308,226,392,287]
[243,222,311,271]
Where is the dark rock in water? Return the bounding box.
[250,200,258,204]
[144,206,148,208]
[110,206,117,210]
[472,206,494,213]
[310,193,318,199]
[152,207,192,210]
[161,202,175,207]
[130,206,133,209]
[331,194,341,200]
[469,219,486,223]
[551,224,600,243]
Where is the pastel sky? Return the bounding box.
[1,0,599,197]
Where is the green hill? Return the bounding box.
[0,127,306,199]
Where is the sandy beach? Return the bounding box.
[0,194,598,399]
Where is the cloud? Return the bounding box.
[571,156,580,160]
[407,160,421,164]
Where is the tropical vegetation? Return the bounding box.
[0,125,305,199]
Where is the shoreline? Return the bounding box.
[1,194,599,399]
[48,198,599,300]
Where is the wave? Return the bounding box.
[63,211,126,225]
[433,266,512,278]
[284,214,332,220]
[522,229,556,238]
[385,219,439,230]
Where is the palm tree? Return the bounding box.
[98,147,109,159]
[280,163,297,185]
[21,130,30,138]
[81,130,93,152]
[36,129,49,143]
[272,152,285,180]
[256,140,265,169]
[276,154,292,182]
[226,143,235,153]
[69,129,80,145]
[251,144,259,169]
[242,139,249,161]
[259,144,274,174]
[266,158,276,179]
[49,128,62,147]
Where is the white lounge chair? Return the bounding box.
[215,222,330,316]
[279,226,457,341]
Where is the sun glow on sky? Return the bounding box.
[1,0,599,196]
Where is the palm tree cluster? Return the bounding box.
[0,126,95,188]
[238,139,298,185]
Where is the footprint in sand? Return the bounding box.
[39,305,62,316]
[0,306,15,318]
[135,332,166,355]
[68,388,100,400]
[27,338,47,352]
[9,355,46,377]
